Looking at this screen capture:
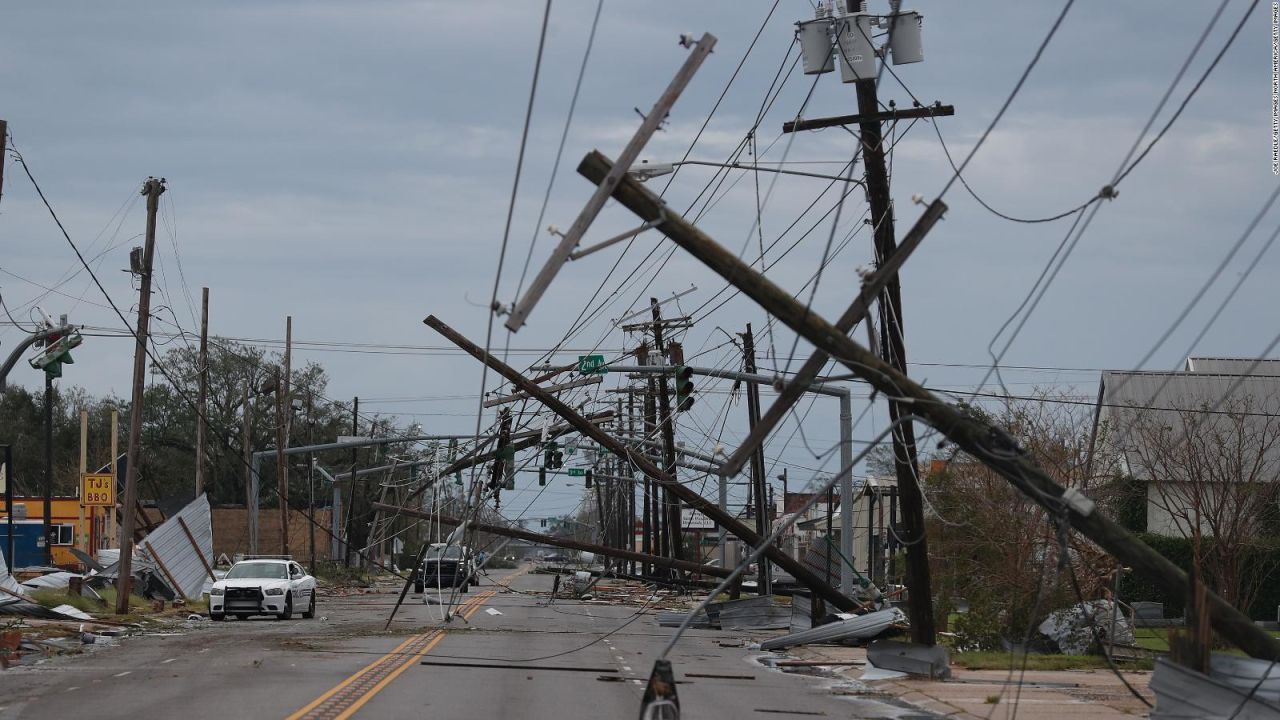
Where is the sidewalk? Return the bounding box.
[785,644,1155,719]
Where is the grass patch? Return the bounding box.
[952,651,1153,672]
[28,589,104,615]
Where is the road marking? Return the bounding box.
[161,658,176,664]
[284,591,495,720]
[623,666,632,672]
[113,671,131,678]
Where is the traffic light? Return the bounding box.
[29,330,83,379]
[674,365,694,412]
[584,470,593,489]
[539,467,547,486]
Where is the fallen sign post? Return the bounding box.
[370,503,732,579]
[576,149,1280,662]
[423,314,862,613]
[503,32,717,332]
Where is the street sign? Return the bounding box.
[577,355,608,375]
[81,473,115,507]
[567,468,586,477]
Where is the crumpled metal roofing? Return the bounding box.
[136,494,214,600]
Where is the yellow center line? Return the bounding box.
[284,590,496,720]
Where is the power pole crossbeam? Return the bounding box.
[575,150,1280,662]
[783,103,955,134]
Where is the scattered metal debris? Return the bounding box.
[708,597,791,631]
[1037,599,1134,656]
[866,640,950,679]
[759,608,906,651]
[1151,656,1280,719]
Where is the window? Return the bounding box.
[53,524,74,546]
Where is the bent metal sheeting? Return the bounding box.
[137,494,215,600]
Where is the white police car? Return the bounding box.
[209,557,316,621]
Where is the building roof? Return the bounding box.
[1095,357,1280,481]
[1184,356,1280,376]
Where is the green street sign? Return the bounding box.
[577,354,608,375]
[566,468,586,477]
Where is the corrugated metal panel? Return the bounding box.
[138,494,213,600]
[1186,357,1280,376]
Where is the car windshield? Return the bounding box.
[425,546,463,561]
[226,562,289,580]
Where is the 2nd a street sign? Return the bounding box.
[81,473,115,507]
[577,354,608,375]
[566,468,586,477]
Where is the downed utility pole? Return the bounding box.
[116,177,164,614]
[577,150,1280,661]
[504,32,717,331]
[424,315,861,613]
[372,503,732,579]
[719,197,947,476]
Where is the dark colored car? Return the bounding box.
[414,544,475,594]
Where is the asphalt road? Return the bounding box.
[0,568,923,719]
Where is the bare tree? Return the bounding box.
[925,391,1119,645]
[1123,393,1280,613]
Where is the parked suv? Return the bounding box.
[414,543,476,593]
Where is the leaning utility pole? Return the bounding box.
[425,315,863,612]
[194,287,209,497]
[741,324,771,594]
[579,149,1280,661]
[650,299,684,564]
[116,177,165,614]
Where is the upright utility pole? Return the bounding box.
[117,177,165,614]
[853,74,935,644]
[242,381,254,549]
[43,373,53,566]
[650,299,684,564]
[276,316,292,556]
[345,396,358,567]
[307,391,316,573]
[194,287,209,497]
[79,409,88,553]
[109,409,117,549]
[3,445,13,566]
[741,324,771,594]
[639,346,658,572]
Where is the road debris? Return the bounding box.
[1151,656,1280,719]
[865,639,950,679]
[758,608,906,652]
[1037,600,1134,656]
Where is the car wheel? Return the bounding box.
[211,612,225,622]
[302,593,316,619]
[277,595,293,621]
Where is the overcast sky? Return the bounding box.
[2,1,1275,520]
